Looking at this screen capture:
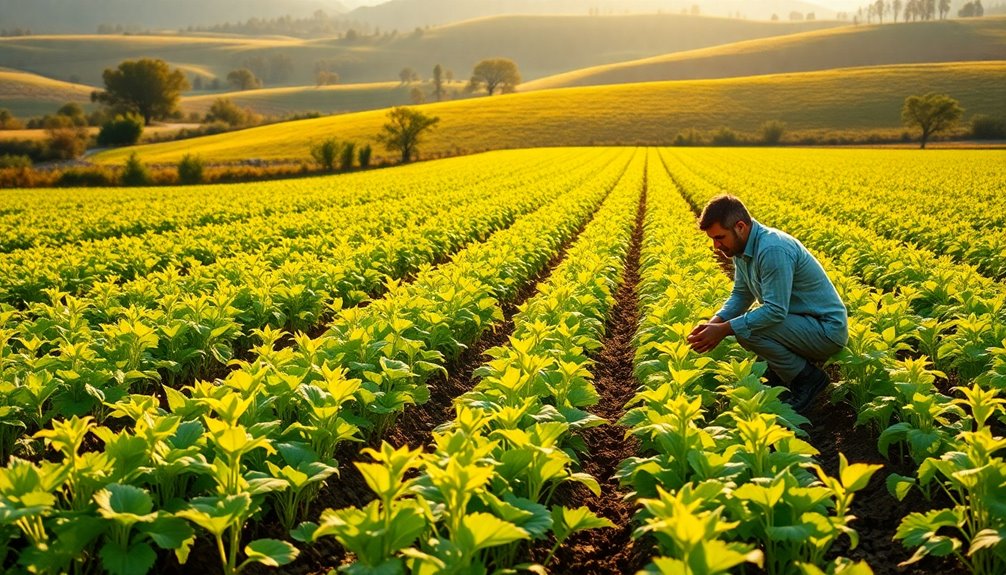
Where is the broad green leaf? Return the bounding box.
[99,541,157,575]
[458,513,529,552]
[242,538,299,567]
[551,506,613,543]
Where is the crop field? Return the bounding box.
[1,147,1005,575]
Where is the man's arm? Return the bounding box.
[715,269,755,322]
[729,247,794,340]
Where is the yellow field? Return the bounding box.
[522,17,1006,90]
[92,61,1006,165]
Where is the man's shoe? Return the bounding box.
[789,363,830,413]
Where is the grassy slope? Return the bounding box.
[92,61,1006,165]
[522,17,1006,89]
[0,69,96,116]
[178,81,423,116]
[0,15,840,86]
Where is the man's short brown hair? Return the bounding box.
[699,195,752,230]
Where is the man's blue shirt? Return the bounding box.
[716,219,848,344]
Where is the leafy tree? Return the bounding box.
[91,58,189,125]
[901,93,964,148]
[0,108,23,130]
[432,64,445,102]
[893,0,903,21]
[97,114,143,146]
[376,107,439,164]
[340,142,356,171]
[310,138,341,171]
[227,68,261,91]
[970,114,1006,139]
[399,67,419,84]
[468,58,521,96]
[358,144,372,168]
[410,87,425,104]
[938,0,951,18]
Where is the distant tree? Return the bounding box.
[58,102,87,125]
[806,12,816,20]
[760,120,786,145]
[771,13,779,20]
[923,0,937,19]
[399,67,419,84]
[91,58,189,125]
[206,98,249,127]
[97,114,143,146]
[358,144,372,168]
[310,138,341,171]
[970,114,1006,139]
[892,0,903,21]
[210,78,222,91]
[340,142,356,171]
[875,0,886,23]
[901,93,964,148]
[938,0,951,17]
[0,108,23,130]
[376,107,439,164]
[227,68,261,91]
[192,76,204,91]
[690,4,701,15]
[409,87,425,104]
[316,70,339,86]
[789,10,804,20]
[432,64,445,102]
[344,29,359,41]
[445,69,455,82]
[468,58,521,96]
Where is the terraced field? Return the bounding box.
[1,147,1004,575]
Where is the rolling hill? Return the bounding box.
[92,61,1006,165]
[0,14,842,87]
[0,69,96,117]
[522,17,1006,89]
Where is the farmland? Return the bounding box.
[90,61,1006,166]
[1,147,1004,574]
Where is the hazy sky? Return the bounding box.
[341,0,872,10]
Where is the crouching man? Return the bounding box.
[686,194,848,413]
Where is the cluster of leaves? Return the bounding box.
[614,150,879,575]
[300,148,646,573]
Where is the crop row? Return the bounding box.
[0,149,587,306]
[0,151,574,253]
[299,149,647,573]
[0,148,633,575]
[611,150,879,574]
[704,149,1006,278]
[659,148,1006,574]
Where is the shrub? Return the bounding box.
[56,166,119,187]
[340,141,356,171]
[0,154,31,169]
[206,97,249,127]
[760,120,786,145]
[673,128,703,146]
[310,138,341,171]
[97,114,143,146]
[971,115,1006,140]
[121,153,151,186]
[711,127,740,146]
[45,120,89,160]
[177,154,204,184]
[358,144,372,168]
[0,108,23,130]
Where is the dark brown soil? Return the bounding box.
[544,185,651,574]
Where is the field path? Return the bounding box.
[550,178,649,574]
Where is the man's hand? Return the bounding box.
[687,321,733,354]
